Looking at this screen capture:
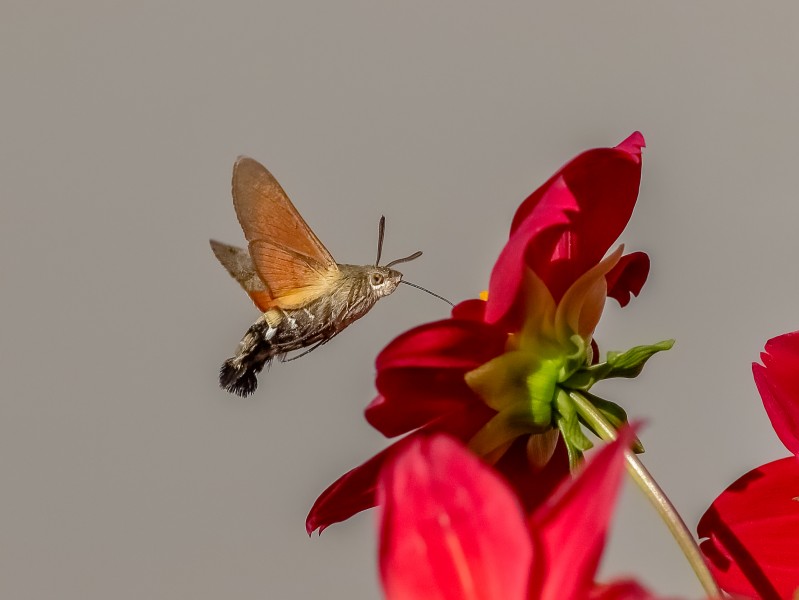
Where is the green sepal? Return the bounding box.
[563,339,675,391]
[555,389,593,470]
[526,358,560,428]
[558,334,589,381]
[580,392,645,454]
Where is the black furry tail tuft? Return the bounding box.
[220,359,259,397]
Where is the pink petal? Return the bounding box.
[605,251,650,307]
[698,456,799,599]
[754,331,799,456]
[378,435,532,600]
[529,427,635,600]
[486,133,645,327]
[307,408,491,535]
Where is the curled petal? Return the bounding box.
[485,194,572,328]
[529,426,636,600]
[307,408,491,535]
[755,331,799,456]
[511,132,644,236]
[605,251,650,307]
[306,439,401,536]
[698,456,799,599]
[378,435,532,600]
[488,133,645,328]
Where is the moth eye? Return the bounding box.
[371,273,385,286]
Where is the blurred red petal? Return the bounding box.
[307,408,491,535]
[589,580,662,600]
[494,435,570,514]
[605,252,650,307]
[378,435,532,600]
[698,456,799,599]
[486,133,645,327]
[529,427,635,600]
[755,331,799,456]
[376,319,507,371]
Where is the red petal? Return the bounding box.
[378,435,532,600]
[762,330,799,362]
[698,456,799,599]
[305,439,401,536]
[755,331,799,456]
[367,370,493,437]
[307,408,491,535]
[605,252,650,307]
[485,190,572,328]
[367,318,506,437]
[528,427,635,600]
[494,435,571,515]
[451,298,488,322]
[487,133,644,327]
[376,318,507,372]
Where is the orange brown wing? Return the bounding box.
[209,240,275,312]
[248,241,340,309]
[232,157,336,265]
[232,156,339,309]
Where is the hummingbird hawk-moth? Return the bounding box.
[211,156,446,397]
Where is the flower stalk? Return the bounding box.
[569,391,721,597]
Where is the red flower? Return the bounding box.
[699,332,799,598]
[377,430,660,600]
[308,133,650,534]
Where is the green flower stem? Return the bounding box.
[568,391,721,598]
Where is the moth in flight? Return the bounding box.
[211,156,448,397]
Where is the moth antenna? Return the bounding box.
[375,215,386,266]
[386,251,423,268]
[400,280,454,307]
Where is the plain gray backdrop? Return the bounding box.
[3,2,798,598]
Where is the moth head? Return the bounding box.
[370,215,451,307]
[366,266,404,298]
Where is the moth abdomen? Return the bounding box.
[219,317,278,397]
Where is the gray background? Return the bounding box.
[2,2,797,598]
